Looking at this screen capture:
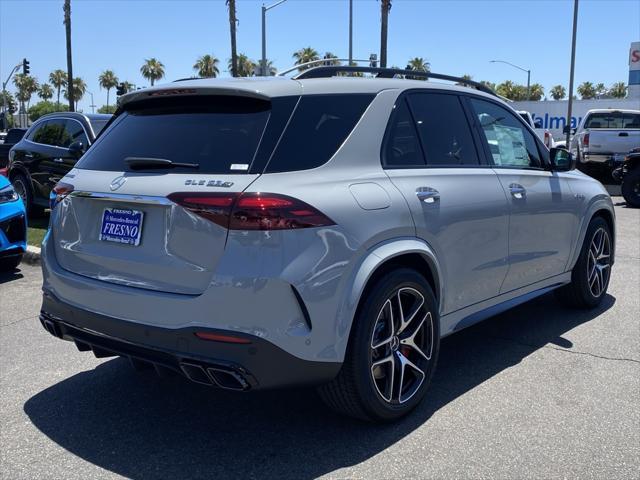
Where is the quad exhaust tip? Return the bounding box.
[180,362,249,391]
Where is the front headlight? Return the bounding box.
[0,184,19,204]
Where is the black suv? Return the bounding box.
[7,112,111,214]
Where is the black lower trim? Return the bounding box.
[0,214,26,244]
[0,246,24,258]
[40,292,341,390]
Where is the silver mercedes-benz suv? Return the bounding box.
[40,66,615,422]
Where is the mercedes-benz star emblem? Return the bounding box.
[109,175,127,191]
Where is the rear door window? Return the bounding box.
[265,94,374,173]
[407,93,480,166]
[31,119,66,147]
[76,96,272,174]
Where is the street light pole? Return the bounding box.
[490,59,532,100]
[348,0,353,66]
[1,63,22,131]
[87,91,95,113]
[566,0,579,146]
[261,0,287,76]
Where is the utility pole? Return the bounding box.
[348,0,353,66]
[261,0,287,76]
[1,63,22,131]
[566,0,579,146]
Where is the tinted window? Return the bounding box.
[76,96,271,173]
[60,120,89,148]
[470,98,541,168]
[584,112,640,129]
[383,98,425,168]
[408,93,479,166]
[31,120,65,146]
[5,129,26,144]
[90,119,109,136]
[265,94,374,173]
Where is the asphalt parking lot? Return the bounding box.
[1,197,638,480]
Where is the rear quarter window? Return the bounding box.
[264,94,374,173]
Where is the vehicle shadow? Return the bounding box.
[24,292,614,479]
[0,268,24,284]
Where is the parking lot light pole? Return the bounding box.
[566,0,579,146]
[490,59,531,100]
[261,0,287,76]
[1,62,23,131]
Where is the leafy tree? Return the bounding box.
[1,91,17,115]
[38,84,54,101]
[577,81,596,99]
[226,0,238,77]
[496,80,517,100]
[140,58,165,86]
[98,69,119,108]
[480,80,496,91]
[293,47,320,71]
[609,82,627,99]
[97,104,117,114]
[407,57,430,72]
[64,77,87,110]
[63,0,74,111]
[456,74,473,86]
[379,1,392,68]
[193,54,220,78]
[229,54,256,77]
[13,74,39,112]
[49,69,67,108]
[28,101,68,122]
[529,83,544,101]
[120,81,135,94]
[549,84,566,100]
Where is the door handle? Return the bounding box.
[618,132,628,137]
[509,183,526,200]
[53,158,64,163]
[416,187,440,204]
[24,153,34,158]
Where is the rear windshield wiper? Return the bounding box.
[125,157,199,170]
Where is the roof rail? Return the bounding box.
[277,59,372,77]
[293,66,497,97]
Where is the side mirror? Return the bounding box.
[67,141,85,159]
[533,119,543,129]
[550,147,576,172]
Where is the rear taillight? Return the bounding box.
[544,131,550,147]
[168,192,335,230]
[0,167,7,177]
[50,182,74,210]
[583,133,590,147]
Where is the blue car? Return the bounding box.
[0,175,26,270]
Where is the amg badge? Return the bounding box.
[184,179,234,188]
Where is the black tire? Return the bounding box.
[318,268,440,422]
[11,172,44,217]
[0,254,22,271]
[621,168,640,208]
[555,216,612,309]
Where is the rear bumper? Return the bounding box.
[581,153,625,166]
[40,291,341,390]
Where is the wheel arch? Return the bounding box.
[568,198,616,270]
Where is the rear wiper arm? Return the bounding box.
[125,157,199,170]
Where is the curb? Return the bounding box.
[23,245,41,265]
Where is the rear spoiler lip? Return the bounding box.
[118,87,272,108]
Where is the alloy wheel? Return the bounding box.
[370,287,434,404]
[587,227,611,298]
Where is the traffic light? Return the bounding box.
[22,58,30,75]
[116,82,127,96]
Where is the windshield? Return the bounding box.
[584,112,640,129]
[76,96,271,174]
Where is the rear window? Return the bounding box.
[265,94,374,173]
[90,119,110,136]
[584,112,640,129]
[76,96,272,174]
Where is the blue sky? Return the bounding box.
[1,0,639,111]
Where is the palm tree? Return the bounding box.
[496,80,517,100]
[322,52,341,66]
[529,83,544,101]
[38,84,54,102]
[13,74,39,112]
[480,80,496,91]
[293,47,320,71]
[98,70,119,108]
[549,84,566,100]
[49,69,67,108]
[456,74,473,86]
[193,54,220,78]
[140,58,165,86]
[64,77,87,111]
[609,82,627,99]
[595,82,607,98]
[226,0,238,77]
[577,81,596,99]
[407,57,430,72]
[380,1,392,68]
[228,54,256,77]
[121,81,135,94]
[63,0,74,111]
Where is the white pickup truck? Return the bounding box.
[570,109,640,168]
[517,110,555,149]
